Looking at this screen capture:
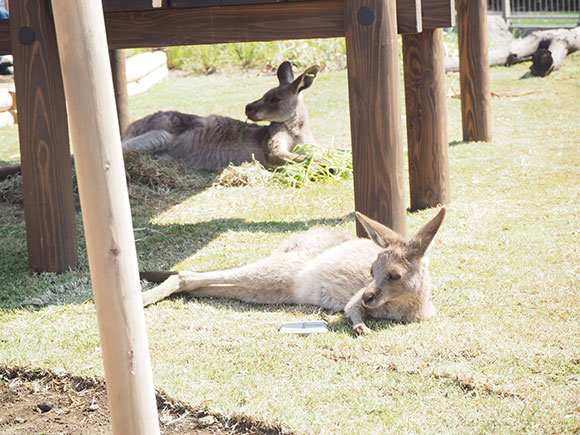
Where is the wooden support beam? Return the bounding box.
[345,0,407,237]
[456,0,492,142]
[9,0,77,273]
[403,28,450,211]
[51,1,160,434]
[109,49,131,134]
[396,0,422,34]
[168,0,422,34]
[104,0,345,49]
[0,0,438,54]
[422,0,455,29]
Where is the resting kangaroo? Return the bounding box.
[140,208,446,336]
[121,61,319,171]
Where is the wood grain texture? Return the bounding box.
[0,0,452,54]
[422,0,454,29]
[456,0,492,142]
[345,0,407,238]
[104,0,345,48]
[403,29,450,211]
[109,49,131,134]
[396,0,422,34]
[0,20,9,54]
[52,1,160,433]
[10,0,78,273]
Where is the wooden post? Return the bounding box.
[9,0,78,273]
[109,49,131,134]
[345,0,407,237]
[456,0,492,142]
[403,28,450,211]
[50,2,160,434]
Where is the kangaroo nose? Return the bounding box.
[362,290,376,305]
[245,103,255,117]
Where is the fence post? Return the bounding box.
[403,28,451,211]
[456,0,493,142]
[50,1,160,434]
[345,0,407,237]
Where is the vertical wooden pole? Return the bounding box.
[403,28,450,211]
[9,0,77,273]
[109,49,131,134]
[456,0,492,142]
[345,0,407,237]
[51,2,160,434]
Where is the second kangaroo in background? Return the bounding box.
[122,61,319,171]
[140,208,446,336]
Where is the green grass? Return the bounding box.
[1,47,580,433]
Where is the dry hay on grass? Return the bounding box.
[0,366,291,434]
[0,152,217,206]
[214,160,271,187]
[0,147,351,205]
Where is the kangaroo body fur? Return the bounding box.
[122,62,319,171]
[141,209,446,336]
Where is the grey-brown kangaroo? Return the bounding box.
[121,62,319,171]
[140,208,446,336]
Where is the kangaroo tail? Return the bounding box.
[139,271,178,283]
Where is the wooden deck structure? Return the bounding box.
[0,0,458,273]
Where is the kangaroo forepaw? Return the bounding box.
[353,323,372,337]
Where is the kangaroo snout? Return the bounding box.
[362,286,381,307]
[245,102,262,121]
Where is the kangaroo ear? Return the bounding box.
[355,212,404,248]
[277,61,294,84]
[291,65,320,94]
[405,208,446,259]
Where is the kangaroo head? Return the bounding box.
[245,61,320,123]
[355,208,446,315]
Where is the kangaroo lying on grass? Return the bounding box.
[121,61,319,171]
[140,208,446,336]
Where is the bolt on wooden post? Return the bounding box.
[50,1,160,434]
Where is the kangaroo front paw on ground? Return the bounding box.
[353,323,372,337]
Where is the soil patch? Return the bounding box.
[0,367,289,435]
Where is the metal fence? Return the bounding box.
[488,0,580,27]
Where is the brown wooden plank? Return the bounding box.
[396,0,422,34]
[10,0,78,273]
[345,0,407,237]
[422,0,454,29]
[403,29,450,211]
[104,0,345,48]
[457,0,492,142]
[0,19,9,54]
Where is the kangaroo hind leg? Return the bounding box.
[122,130,174,154]
[142,257,299,307]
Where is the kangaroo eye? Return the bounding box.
[388,272,401,281]
[270,95,281,104]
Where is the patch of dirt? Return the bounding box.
[0,367,289,435]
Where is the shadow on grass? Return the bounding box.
[137,214,355,271]
[0,213,355,311]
